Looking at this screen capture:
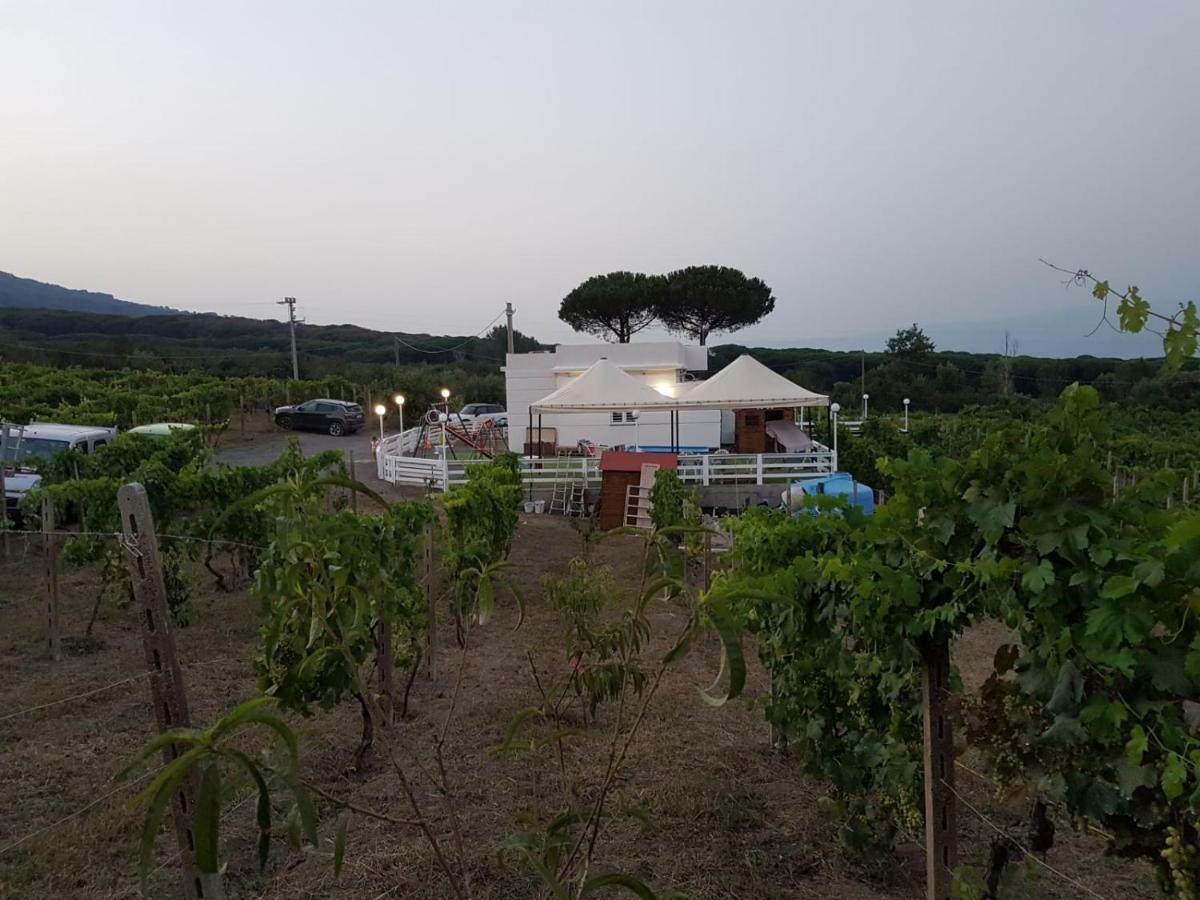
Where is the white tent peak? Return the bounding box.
[530,358,679,413]
[676,354,828,409]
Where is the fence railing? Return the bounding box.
[676,451,834,485]
[379,449,835,491]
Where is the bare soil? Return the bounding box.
[0,517,1156,899]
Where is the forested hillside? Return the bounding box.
[0,307,544,377]
[0,271,176,317]
[2,303,1197,412]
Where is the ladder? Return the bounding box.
[566,482,586,517]
[623,463,659,528]
[550,481,587,516]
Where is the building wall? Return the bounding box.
[505,341,721,453]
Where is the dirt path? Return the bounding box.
[0,517,1155,899]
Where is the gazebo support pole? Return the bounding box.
[527,407,534,500]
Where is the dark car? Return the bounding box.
[274,399,365,436]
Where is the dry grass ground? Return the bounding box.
[0,516,1157,899]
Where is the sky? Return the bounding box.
[1,0,1197,357]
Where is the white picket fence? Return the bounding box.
[378,448,835,491]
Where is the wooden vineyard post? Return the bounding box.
[348,453,358,513]
[424,522,436,680]
[238,390,246,438]
[922,635,956,900]
[118,483,225,900]
[42,495,61,662]
[702,530,712,593]
[377,620,394,726]
[1,423,9,561]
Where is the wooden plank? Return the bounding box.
[424,523,436,680]
[118,483,224,900]
[377,619,394,726]
[0,423,9,560]
[42,495,60,662]
[922,636,957,900]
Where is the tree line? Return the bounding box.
[0,307,541,376]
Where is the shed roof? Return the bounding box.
[598,451,678,473]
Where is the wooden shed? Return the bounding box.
[597,451,678,531]
[733,407,795,454]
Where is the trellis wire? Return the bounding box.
[0,656,240,724]
[3,529,266,551]
[0,768,158,858]
[940,777,1109,900]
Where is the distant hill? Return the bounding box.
[0,306,545,378]
[0,270,179,317]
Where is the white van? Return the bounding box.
[2,423,119,522]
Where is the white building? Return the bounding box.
[505,341,722,453]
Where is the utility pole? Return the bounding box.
[860,350,866,400]
[505,302,515,355]
[278,296,299,380]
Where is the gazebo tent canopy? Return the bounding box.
[669,354,829,409]
[528,354,828,414]
[530,358,679,413]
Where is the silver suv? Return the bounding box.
[2,423,119,522]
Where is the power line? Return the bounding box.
[393,309,507,355]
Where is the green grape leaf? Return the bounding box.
[1162,753,1188,800]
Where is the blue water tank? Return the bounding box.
[783,472,875,516]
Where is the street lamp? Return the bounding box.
[393,394,406,453]
[439,388,450,452]
[903,397,910,433]
[830,402,841,472]
[862,392,869,420]
[630,409,640,452]
[373,403,387,441]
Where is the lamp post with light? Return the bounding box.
[630,409,640,452]
[862,392,869,420]
[440,388,450,453]
[830,402,841,472]
[393,394,405,452]
[373,403,387,441]
[903,397,910,433]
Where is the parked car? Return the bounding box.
[274,399,365,436]
[438,403,506,425]
[2,423,119,524]
[127,422,198,439]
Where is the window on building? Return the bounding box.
[610,411,638,425]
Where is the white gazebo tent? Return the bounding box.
[530,358,679,413]
[669,354,828,409]
[527,354,830,454]
[526,358,679,452]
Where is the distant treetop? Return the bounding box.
[886,323,936,358]
[557,272,665,343]
[557,265,774,345]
